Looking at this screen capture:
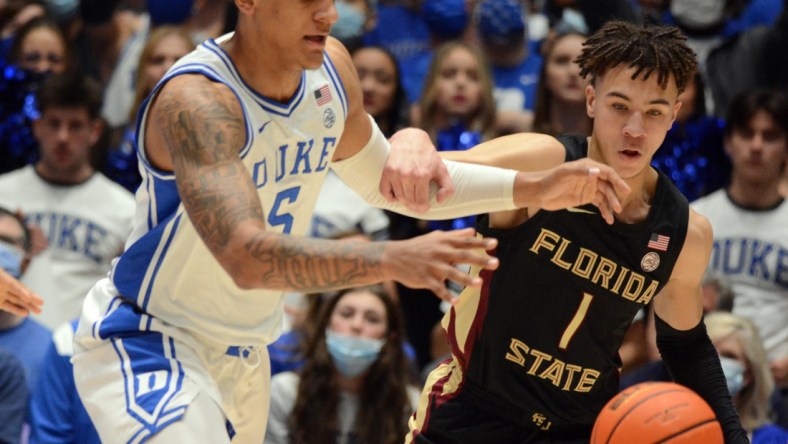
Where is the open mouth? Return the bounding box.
[620,149,641,160]
[304,35,327,44]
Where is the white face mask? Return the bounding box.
[325,329,385,378]
[719,356,745,397]
[0,240,24,278]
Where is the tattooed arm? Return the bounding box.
[143,75,498,301]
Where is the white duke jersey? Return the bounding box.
[692,190,788,361]
[100,33,348,346]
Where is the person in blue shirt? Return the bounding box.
[476,0,543,135]
[0,349,27,444]
[28,319,100,444]
[0,207,50,393]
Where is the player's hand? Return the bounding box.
[382,228,498,302]
[529,159,631,224]
[0,268,43,316]
[381,128,455,213]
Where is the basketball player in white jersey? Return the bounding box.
[71,1,629,442]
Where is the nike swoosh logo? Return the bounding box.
[258,120,272,134]
[566,207,596,215]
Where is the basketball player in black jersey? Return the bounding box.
[405,21,748,443]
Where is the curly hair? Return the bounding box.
[575,21,697,94]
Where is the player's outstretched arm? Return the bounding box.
[145,76,497,301]
[325,37,629,223]
[653,210,748,443]
[0,267,42,316]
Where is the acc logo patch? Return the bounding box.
[640,252,660,272]
[323,108,336,128]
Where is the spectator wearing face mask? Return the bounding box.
[265,285,420,444]
[0,207,50,395]
[330,0,378,53]
[706,312,788,444]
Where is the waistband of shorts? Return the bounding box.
[460,379,592,439]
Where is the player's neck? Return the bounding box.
[223,33,303,103]
[617,168,658,224]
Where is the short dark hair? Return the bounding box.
[36,71,102,119]
[0,207,31,253]
[724,90,788,139]
[575,21,698,94]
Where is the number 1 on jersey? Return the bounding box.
[558,292,594,350]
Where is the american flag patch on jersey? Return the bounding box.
[314,85,332,106]
[647,233,670,251]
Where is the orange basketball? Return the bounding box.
[591,382,724,444]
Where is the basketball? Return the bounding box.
[591,382,724,444]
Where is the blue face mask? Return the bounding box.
[0,241,24,279]
[330,2,367,42]
[719,356,745,397]
[325,329,385,378]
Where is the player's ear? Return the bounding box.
[585,84,596,119]
[235,0,254,15]
[670,100,682,127]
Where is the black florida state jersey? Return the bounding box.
[451,135,689,431]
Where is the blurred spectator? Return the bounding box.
[531,30,590,137]
[72,0,150,130]
[403,0,473,104]
[268,291,325,377]
[543,0,591,33]
[0,0,46,51]
[103,25,195,192]
[416,40,496,231]
[0,72,135,330]
[706,0,788,118]
[183,0,237,43]
[352,45,410,138]
[330,0,378,53]
[702,274,736,314]
[0,207,50,394]
[620,273,736,384]
[393,40,496,368]
[0,349,27,444]
[265,285,419,444]
[363,0,432,104]
[691,91,788,416]
[476,0,543,135]
[651,72,729,201]
[706,312,788,443]
[309,170,391,241]
[0,16,70,174]
[28,319,100,444]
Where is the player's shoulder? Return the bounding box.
[153,74,239,113]
[685,207,713,250]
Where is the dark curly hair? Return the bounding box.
[575,21,698,94]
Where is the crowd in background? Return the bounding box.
[0,0,786,443]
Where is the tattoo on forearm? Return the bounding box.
[245,234,385,291]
